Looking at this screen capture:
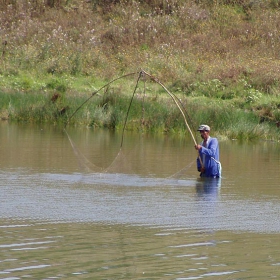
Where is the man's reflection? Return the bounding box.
[196,177,221,201]
[195,177,221,232]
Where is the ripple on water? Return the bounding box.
[0,170,280,234]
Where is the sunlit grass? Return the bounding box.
[1,1,280,140]
[1,0,280,90]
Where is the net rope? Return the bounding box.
[64,70,197,180]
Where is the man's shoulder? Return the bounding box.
[209,137,219,144]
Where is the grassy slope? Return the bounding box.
[0,0,280,140]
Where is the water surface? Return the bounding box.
[0,122,279,279]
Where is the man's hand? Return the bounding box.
[198,166,206,173]
[195,144,202,150]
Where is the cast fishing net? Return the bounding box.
[64,70,198,180]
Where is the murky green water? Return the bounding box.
[0,122,280,279]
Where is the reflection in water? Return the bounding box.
[1,123,280,279]
[1,170,280,233]
[196,177,221,201]
[195,178,221,232]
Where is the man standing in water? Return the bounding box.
[195,124,221,178]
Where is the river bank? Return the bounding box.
[0,71,279,141]
[1,1,280,141]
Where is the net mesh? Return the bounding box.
[63,70,197,180]
[65,128,194,180]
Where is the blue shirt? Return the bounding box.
[196,137,221,178]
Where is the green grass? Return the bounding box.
[1,1,280,141]
[1,77,279,141]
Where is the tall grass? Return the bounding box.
[1,0,280,89]
[0,0,280,140]
[1,84,279,140]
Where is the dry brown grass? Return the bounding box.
[1,0,280,94]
